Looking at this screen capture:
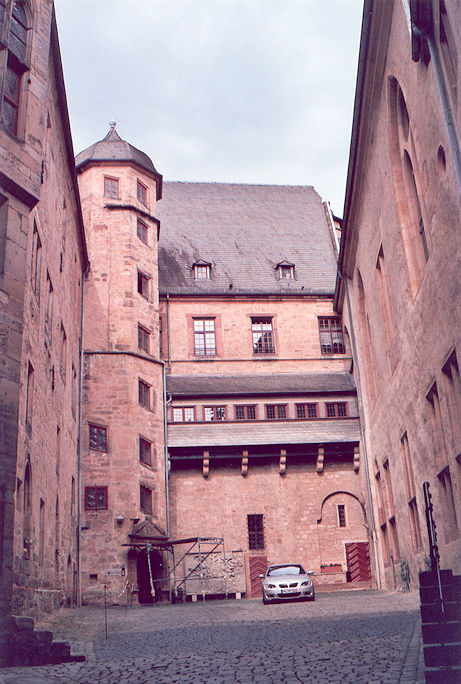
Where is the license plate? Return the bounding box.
[281,588,297,594]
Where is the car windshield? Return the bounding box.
[267,565,305,577]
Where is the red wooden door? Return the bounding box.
[248,556,267,597]
[345,542,371,582]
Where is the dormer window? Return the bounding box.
[193,262,211,280]
[276,261,295,280]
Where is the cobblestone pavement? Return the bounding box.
[0,590,425,683]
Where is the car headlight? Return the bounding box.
[264,583,276,589]
[301,580,312,586]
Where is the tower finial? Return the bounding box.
[109,120,117,130]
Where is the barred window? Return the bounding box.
[296,403,318,419]
[337,504,346,528]
[137,219,148,244]
[138,380,150,408]
[247,514,264,550]
[326,402,347,418]
[85,486,107,511]
[204,406,226,421]
[89,424,107,452]
[138,324,150,353]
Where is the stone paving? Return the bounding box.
[0,590,425,683]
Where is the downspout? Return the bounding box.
[162,362,172,538]
[340,271,382,590]
[77,261,90,608]
[166,292,171,370]
[413,26,461,189]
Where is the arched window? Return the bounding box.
[1,1,31,137]
[388,77,429,296]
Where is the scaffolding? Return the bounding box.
[123,535,227,602]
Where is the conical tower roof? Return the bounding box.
[75,123,162,198]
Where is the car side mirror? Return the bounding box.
[307,570,314,575]
[258,574,264,579]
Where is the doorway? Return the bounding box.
[137,547,164,603]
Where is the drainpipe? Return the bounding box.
[166,292,171,370]
[77,261,90,608]
[340,271,382,590]
[412,26,461,189]
[162,362,172,538]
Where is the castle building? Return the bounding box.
[336,0,461,588]
[1,1,460,653]
[0,0,88,658]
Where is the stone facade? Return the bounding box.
[336,0,461,589]
[0,0,88,658]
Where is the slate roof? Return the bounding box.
[157,182,337,295]
[75,125,162,185]
[166,373,356,397]
[167,418,361,448]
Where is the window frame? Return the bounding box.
[137,180,147,206]
[137,270,150,299]
[234,405,257,420]
[140,485,152,513]
[138,324,150,353]
[247,513,265,550]
[325,402,348,418]
[172,406,195,422]
[104,176,119,199]
[296,403,318,419]
[136,218,148,245]
[89,424,108,453]
[84,486,108,511]
[318,317,345,355]
[265,404,287,419]
[251,317,275,354]
[337,504,346,528]
[203,406,227,421]
[193,318,216,356]
[138,379,150,409]
[139,437,152,466]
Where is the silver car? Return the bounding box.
[260,563,315,604]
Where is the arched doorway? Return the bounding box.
[137,547,164,603]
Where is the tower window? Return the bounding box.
[104,176,119,199]
[137,180,147,206]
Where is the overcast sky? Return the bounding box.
[54,0,364,216]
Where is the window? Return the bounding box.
[140,485,152,513]
[89,424,107,452]
[193,263,210,279]
[442,350,461,451]
[383,459,394,516]
[137,219,148,244]
[194,318,216,355]
[45,271,53,335]
[296,403,318,419]
[247,514,264,550]
[172,406,195,422]
[326,402,347,418]
[319,318,345,354]
[389,517,400,559]
[60,323,67,381]
[26,361,34,431]
[139,437,152,465]
[251,317,275,354]
[1,1,28,137]
[137,270,149,299]
[85,486,108,511]
[401,433,422,549]
[71,364,77,419]
[276,262,295,279]
[104,176,119,199]
[138,324,150,353]
[265,404,287,419]
[204,406,226,421]
[426,382,446,468]
[31,224,42,298]
[438,466,458,539]
[408,497,422,550]
[137,180,147,206]
[337,504,346,528]
[235,405,257,420]
[138,380,150,408]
